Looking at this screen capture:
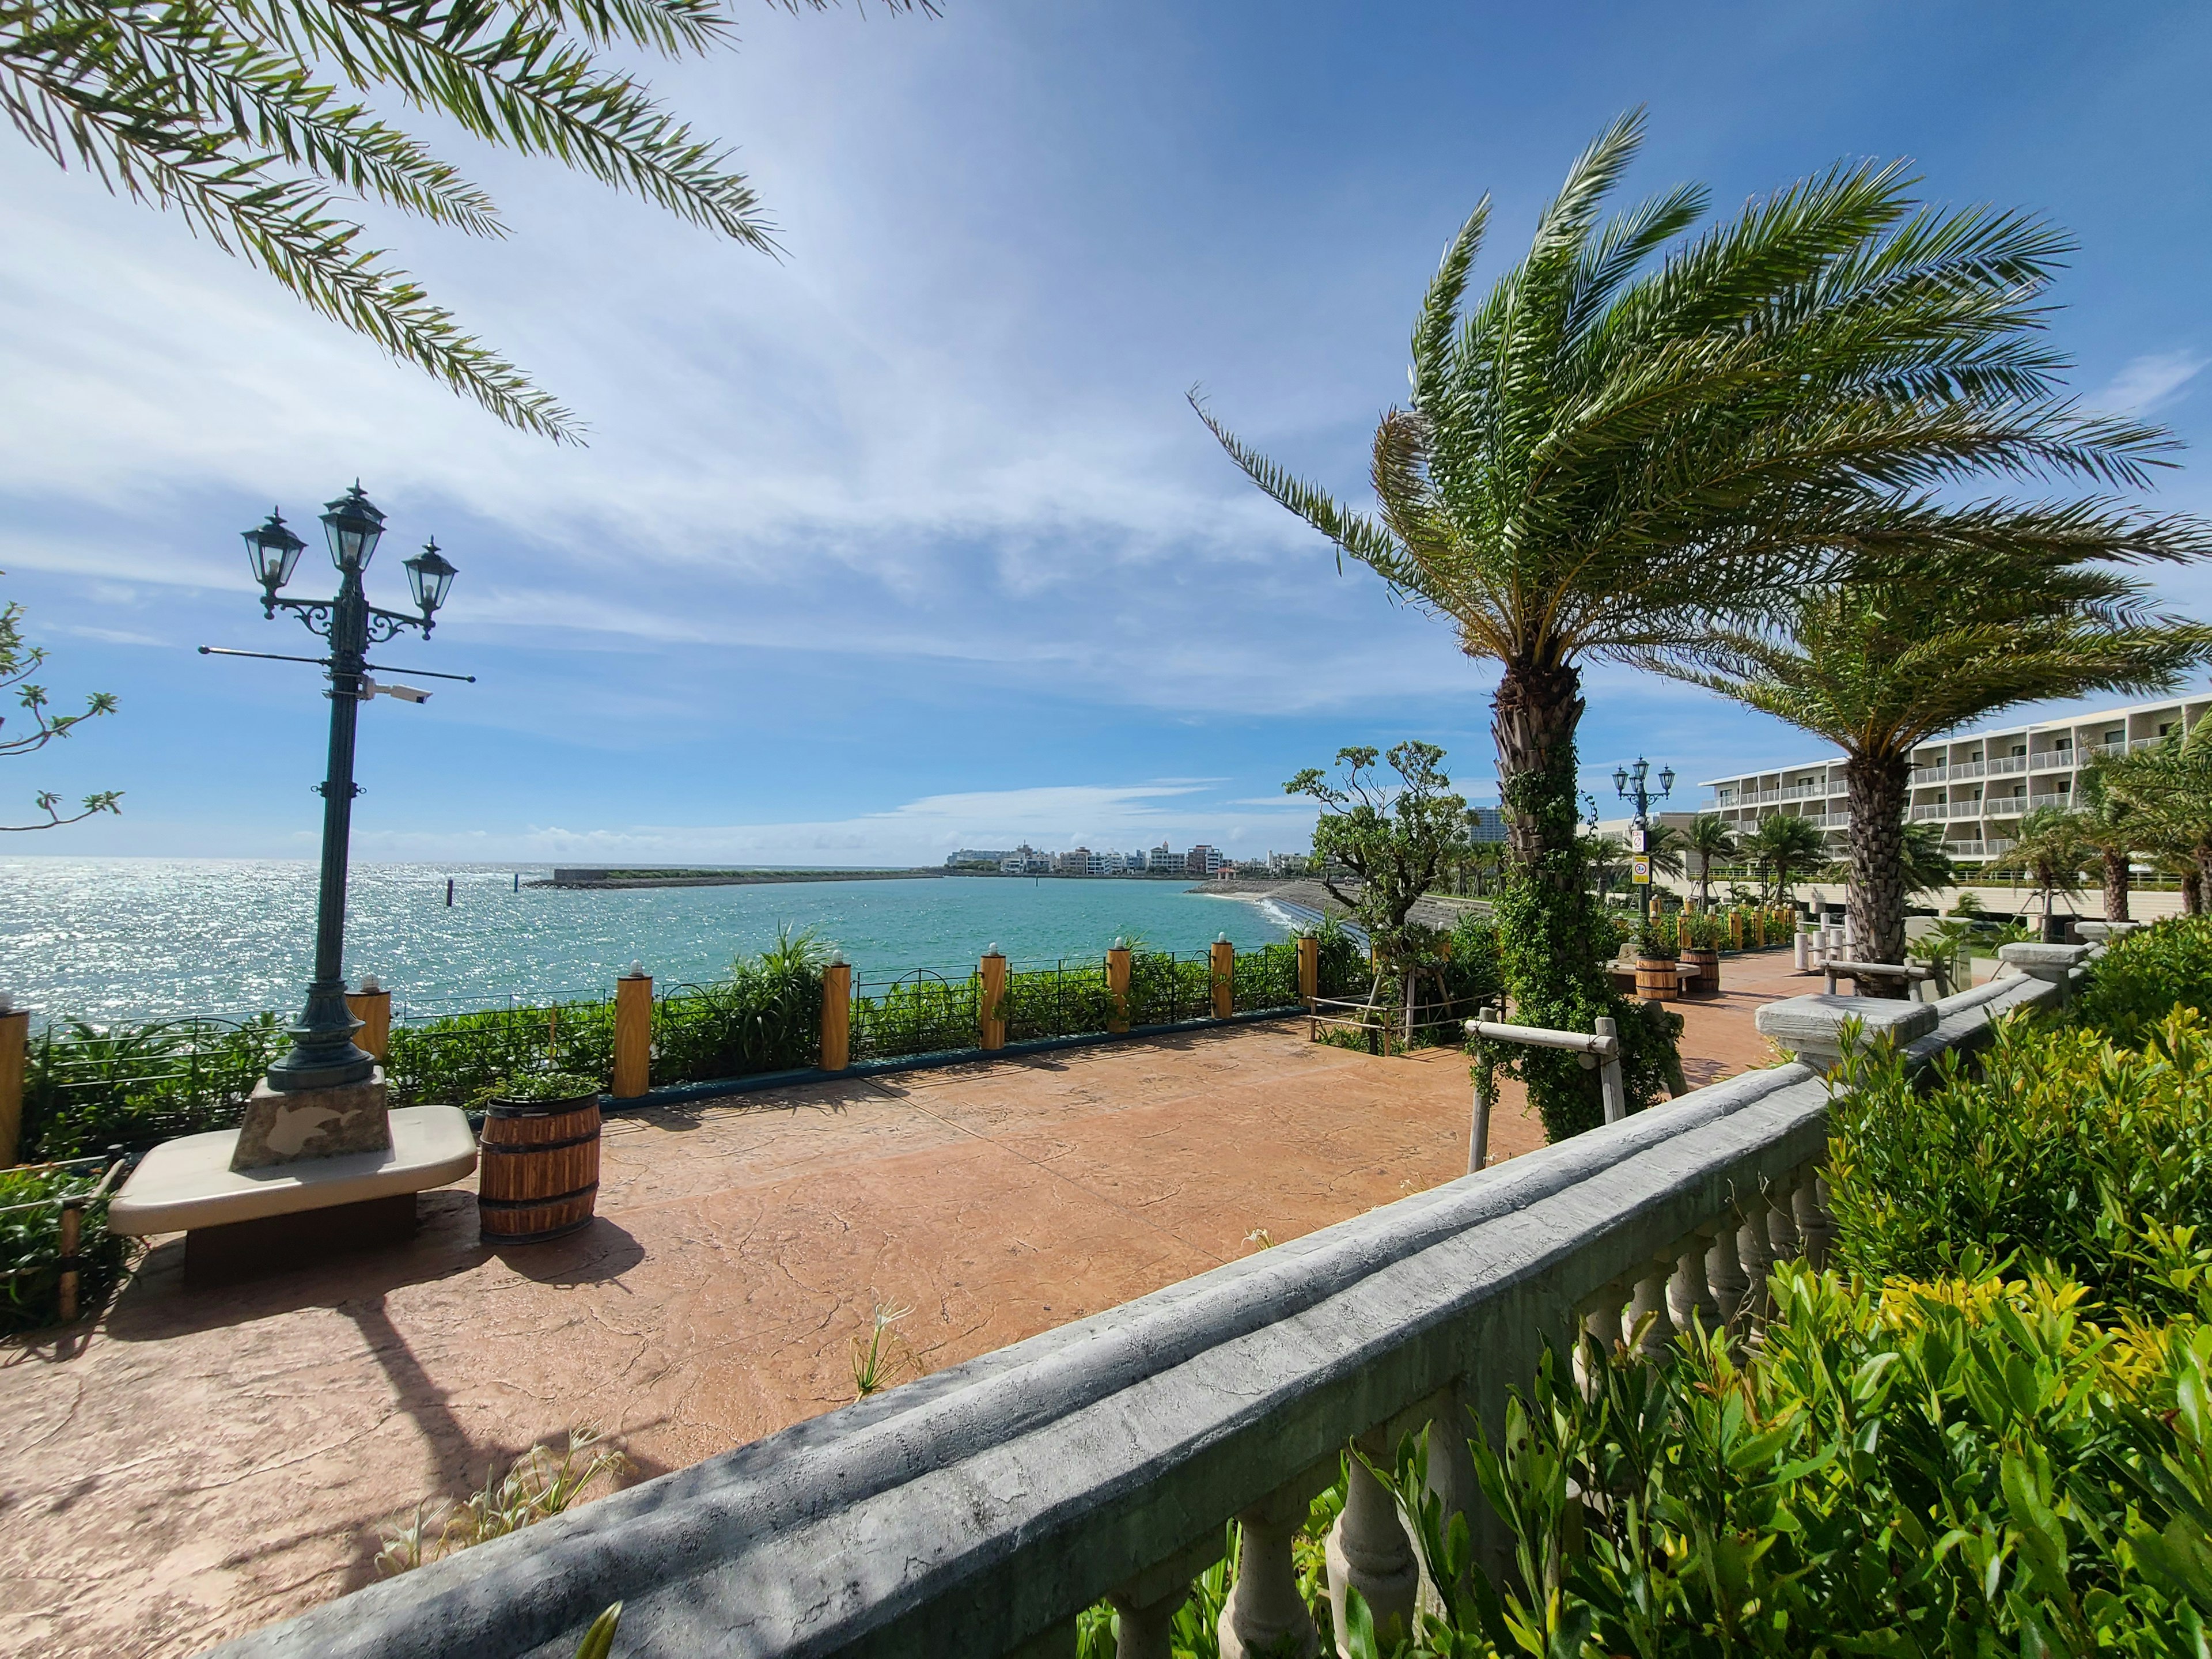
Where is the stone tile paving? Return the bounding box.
[0,948,1811,1657]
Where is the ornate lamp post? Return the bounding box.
[227,484,463,1092]
[1612,756,1675,922]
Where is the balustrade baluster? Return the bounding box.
[1670,1229,1720,1337]
[1631,1257,1677,1357]
[1327,1430,1418,1651]
[1766,1170,1802,1261]
[1109,1587,1189,1659]
[1219,1483,1322,1659]
[1705,1216,1750,1334]
[1796,1167,1837,1271]
[1736,1198,1777,1328]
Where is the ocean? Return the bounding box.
[0,861,1294,1026]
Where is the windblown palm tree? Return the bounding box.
[1994,805,2089,938]
[6,0,928,437]
[1196,111,2194,1128]
[2101,714,2212,900]
[2071,764,2143,923]
[1641,820,1687,884]
[1898,820,1959,902]
[1634,571,2209,974]
[1683,815,1737,911]
[1748,813,1827,904]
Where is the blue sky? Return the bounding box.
[3,1,2209,864]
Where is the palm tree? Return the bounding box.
[1748,813,1828,905]
[1196,111,2190,1131]
[1642,821,1687,883]
[1993,806,2089,938]
[2071,764,2142,923]
[1683,816,1737,911]
[2102,714,2212,902]
[7,0,927,437]
[1633,573,2210,972]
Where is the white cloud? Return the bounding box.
[2092,351,2207,416]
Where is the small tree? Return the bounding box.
[1748,814,1825,904]
[1289,743,1465,997]
[0,600,119,830]
[2071,765,2141,923]
[1684,815,1737,911]
[1995,806,2089,937]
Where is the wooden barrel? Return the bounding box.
[478,1093,601,1243]
[1681,947,1721,998]
[1635,956,1679,1001]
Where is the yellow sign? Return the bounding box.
[1632,855,1652,885]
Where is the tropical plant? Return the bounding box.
[1288,741,1467,983]
[0,1159,129,1332]
[1633,919,1678,961]
[5,0,929,437]
[1682,815,1736,911]
[2075,916,2212,1050]
[1745,812,1827,903]
[1639,820,1685,884]
[2074,762,2146,923]
[1635,571,2210,973]
[2103,713,2212,899]
[1897,817,1958,900]
[1196,113,2164,1134]
[0,597,120,830]
[1993,804,2090,933]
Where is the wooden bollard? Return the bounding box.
[613,967,652,1099]
[1105,942,1131,1034]
[1729,912,1743,951]
[0,1003,26,1166]
[821,959,852,1070]
[344,980,392,1063]
[979,949,1007,1050]
[1211,937,1234,1020]
[1677,912,1692,949]
[1297,935,1319,1007]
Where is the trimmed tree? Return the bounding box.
[1196,111,2190,1134]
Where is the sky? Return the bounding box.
[3,1,2210,866]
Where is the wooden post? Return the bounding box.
[1297,935,1319,1007]
[1105,943,1131,1034]
[1677,912,1691,950]
[0,1005,26,1166]
[1729,912,1743,952]
[344,983,392,1063]
[821,960,852,1070]
[980,950,1007,1051]
[57,1196,81,1324]
[1211,938,1234,1020]
[613,969,652,1099]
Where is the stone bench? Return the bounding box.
[109,1104,478,1278]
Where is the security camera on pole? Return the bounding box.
[1612,756,1675,925]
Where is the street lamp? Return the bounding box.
[211,484,472,1093]
[1613,754,1675,923]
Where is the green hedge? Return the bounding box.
[2076,915,2212,1050]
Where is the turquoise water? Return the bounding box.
[0,861,1291,1025]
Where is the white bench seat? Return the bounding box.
[108,1105,478,1237]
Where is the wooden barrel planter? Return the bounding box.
[478,1090,601,1244]
[1681,947,1721,998]
[1635,956,1680,1002]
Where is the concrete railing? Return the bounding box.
[207,965,2084,1659]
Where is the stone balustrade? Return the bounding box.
[208,965,2084,1659]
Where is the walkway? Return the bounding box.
[0,948,1807,1657]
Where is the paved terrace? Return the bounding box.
[0,952,1804,1658]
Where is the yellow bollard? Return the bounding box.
[979,949,1007,1051]
[0,1006,25,1166]
[1297,935,1319,1007]
[820,960,851,1071]
[1729,912,1743,951]
[1211,937,1234,1020]
[344,983,392,1063]
[1677,912,1691,950]
[1105,943,1131,1034]
[613,968,652,1099]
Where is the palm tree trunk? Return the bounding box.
[2186,867,2205,916]
[1845,752,1910,990]
[2102,850,2130,924]
[2196,844,2212,914]
[1492,659,1585,881]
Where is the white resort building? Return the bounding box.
[1700,691,2212,868]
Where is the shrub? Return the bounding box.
[20,1013,287,1161]
[1384,1262,2212,1659]
[0,1162,129,1334]
[2077,916,2212,1050]
[1633,919,1679,961]
[486,1071,601,1105]
[1825,1007,2212,1321]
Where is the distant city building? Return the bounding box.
[1055,846,1093,875]
[1097,850,1128,875]
[1265,850,1312,876]
[1467,808,1507,844]
[1149,843,1186,876]
[1187,843,1222,876]
[946,847,1013,868]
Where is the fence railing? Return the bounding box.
[211,948,2079,1659]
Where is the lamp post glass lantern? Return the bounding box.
[235,483,457,1092]
[1614,754,1674,922]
